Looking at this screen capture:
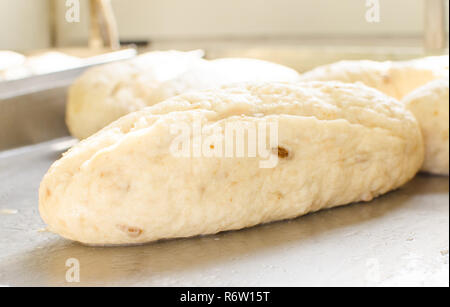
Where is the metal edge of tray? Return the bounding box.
[0,48,137,100]
[0,49,137,151]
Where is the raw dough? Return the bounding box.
[147,57,302,105]
[0,51,82,81]
[39,82,424,245]
[403,78,449,175]
[0,50,26,81]
[66,50,206,139]
[301,55,449,176]
[0,50,25,71]
[300,55,449,100]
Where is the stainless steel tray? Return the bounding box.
[0,138,448,287]
[0,48,137,99]
[0,49,136,151]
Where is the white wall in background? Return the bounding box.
[0,0,50,51]
[54,0,432,46]
[114,0,425,37]
[1,0,448,50]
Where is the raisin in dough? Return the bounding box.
[300,55,449,100]
[40,82,424,245]
[66,50,206,139]
[147,57,301,105]
[403,78,449,175]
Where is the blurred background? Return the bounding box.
[0,0,448,51]
[0,0,449,81]
[1,0,448,51]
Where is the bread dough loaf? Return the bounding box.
[147,57,301,105]
[67,56,300,140]
[403,78,449,175]
[0,51,26,81]
[300,56,449,100]
[0,51,82,81]
[0,50,25,71]
[301,56,448,176]
[40,82,424,245]
[66,50,206,139]
[25,52,82,75]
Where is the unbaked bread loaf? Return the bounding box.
[39,82,424,245]
[300,55,449,100]
[403,78,449,175]
[0,50,26,81]
[147,57,302,105]
[0,51,82,81]
[67,56,301,139]
[0,50,25,71]
[301,55,449,176]
[25,52,82,75]
[66,50,206,139]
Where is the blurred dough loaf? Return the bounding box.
[0,50,25,71]
[1,51,82,81]
[40,82,424,245]
[300,55,449,100]
[147,57,301,104]
[403,79,449,175]
[301,55,449,175]
[66,50,206,139]
[0,50,26,81]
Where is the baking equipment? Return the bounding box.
[0,48,136,151]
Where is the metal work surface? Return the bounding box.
[0,48,137,100]
[0,87,69,151]
[0,138,448,287]
[0,48,136,151]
